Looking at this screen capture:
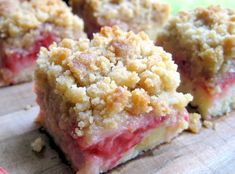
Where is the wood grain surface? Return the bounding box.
[0,82,36,116]
[0,82,234,174]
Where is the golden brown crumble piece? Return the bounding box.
[157,6,235,79]
[70,0,170,39]
[36,26,192,136]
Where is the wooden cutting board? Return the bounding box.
[0,82,234,174]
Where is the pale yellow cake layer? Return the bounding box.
[179,76,235,119]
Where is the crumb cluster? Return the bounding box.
[188,113,202,133]
[203,120,216,129]
[158,6,235,78]
[31,137,45,152]
[0,0,84,38]
[36,26,192,136]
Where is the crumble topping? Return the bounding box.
[188,113,202,133]
[31,137,45,152]
[36,26,192,136]
[72,0,170,39]
[91,0,169,22]
[158,6,235,78]
[0,0,84,38]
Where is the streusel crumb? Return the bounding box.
[188,113,202,133]
[31,137,45,152]
[36,26,192,136]
[0,0,84,38]
[158,6,235,78]
[203,120,214,129]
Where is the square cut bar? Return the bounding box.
[157,6,235,119]
[0,0,86,86]
[70,0,170,40]
[35,26,192,174]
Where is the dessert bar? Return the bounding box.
[35,26,192,173]
[157,6,235,119]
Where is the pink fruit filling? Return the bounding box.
[82,115,169,169]
[2,32,57,74]
[174,54,235,98]
[219,73,235,91]
[197,73,235,98]
[39,97,188,173]
[51,112,188,172]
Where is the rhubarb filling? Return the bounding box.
[178,66,235,118]
[2,32,57,74]
[81,115,168,169]
[0,31,59,85]
[175,55,235,98]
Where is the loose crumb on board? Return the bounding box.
[203,120,216,130]
[31,137,45,152]
[188,113,202,133]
